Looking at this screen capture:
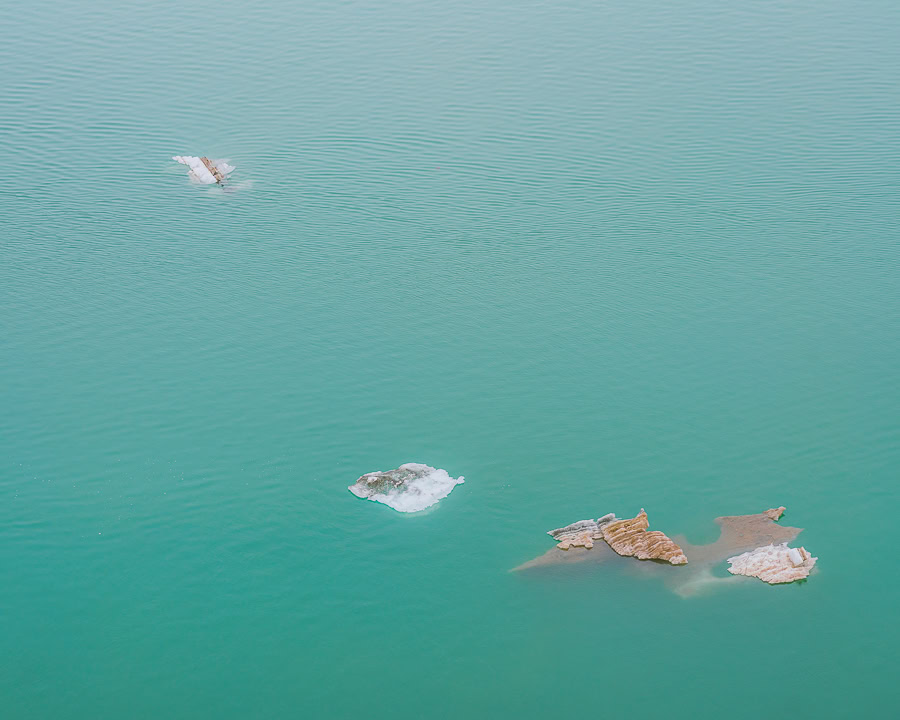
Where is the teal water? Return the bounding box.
[2,0,900,716]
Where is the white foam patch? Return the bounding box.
[353,463,464,513]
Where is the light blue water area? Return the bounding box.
[2,1,899,717]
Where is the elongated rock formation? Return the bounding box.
[601,509,688,564]
[172,155,235,185]
[727,543,817,584]
[548,514,617,550]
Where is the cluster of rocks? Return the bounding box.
[348,465,818,589]
[549,509,688,565]
[537,505,816,587]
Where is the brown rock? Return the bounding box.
[764,507,786,521]
[200,156,225,183]
[601,509,688,565]
[557,530,595,549]
[547,514,617,550]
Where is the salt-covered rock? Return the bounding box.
[348,463,464,513]
[727,543,817,584]
[547,514,617,550]
[173,155,235,184]
[601,509,688,565]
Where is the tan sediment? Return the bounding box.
[677,508,801,566]
[512,541,615,572]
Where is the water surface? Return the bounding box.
[2,1,899,717]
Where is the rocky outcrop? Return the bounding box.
[547,514,617,550]
[515,508,687,570]
[727,543,817,584]
[513,506,805,592]
[600,509,688,565]
[348,463,464,513]
[172,155,235,184]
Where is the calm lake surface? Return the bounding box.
[2,1,899,717]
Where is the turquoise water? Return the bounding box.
[2,0,900,716]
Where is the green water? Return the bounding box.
[2,1,899,717]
